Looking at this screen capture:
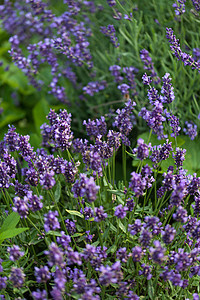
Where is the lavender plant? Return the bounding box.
[0,73,200,298]
[0,0,200,140]
[1,0,200,299]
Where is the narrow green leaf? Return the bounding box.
[66,209,84,218]
[148,280,154,300]
[55,181,61,202]
[118,220,126,234]
[71,232,84,237]
[46,231,62,237]
[109,223,117,233]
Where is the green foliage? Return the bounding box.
[0,212,28,244]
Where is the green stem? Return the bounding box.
[112,149,116,187]
[122,144,127,186]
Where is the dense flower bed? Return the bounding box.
[1,0,200,299]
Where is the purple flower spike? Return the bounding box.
[107,0,116,6]
[172,0,186,16]
[72,173,100,202]
[100,25,119,48]
[94,206,107,222]
[44,210,60,232]
[160,73,175,104]
[183,121,198,140]
[139,264,152,280]
[166,28,200,72]
[173,206,188,223]
[161,224,176,244]
[109,65,123,82]
[32,290,48,300]
[192,0,200,11]
[99,261,123,286]
[83,80,107,96]
[7,245,24,261]
[149,240,166,264]
[114,204,128,219]
[140,49,160,84]
[118,83,130,95]
[9,267,25,288]
[133,138,151,160]
[142,73,152,85]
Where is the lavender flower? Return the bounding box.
[172,0,186,15]
[166,28,200,72]
[27,192,43,211]
[34,266,51,283]
[83,206,94,220]
[123,66,138,96]
[65,219,76,234]
[132,246,143,262]
[4,125,19,152]
[149,240,166,264]
[142,73,152,85]
[94,206,107,222]
[139,264,152,280]
[42,109,73,151]
[129,172,146,197]
[100,25,119,48]
[44,210,60,232]
[118,83,130,95]
[139,229,152,247]
[116,247,129,263]
[147,86,161,104]
[183,121,198,140]
[7,245,24,261]
[45,242,64,267]
[99,261,123,286]
[187,174,200,195]
[140,49,160,84]
[32,290,48,300]
[114,204,128,219]
[160,73,175,103]
[161,224,176,244]
[72,173,100,202]
[191,0,200,11]
[0,276,7,290]
[13,196,29,218]
[193,195,200,217]
[107,0,116,6]
[173,206,188,223]
[113,99,136,139]
[173,147,186,168]
[83,80,107,96]
[109,65,123,82]
[139,101,166,139]
[133,138,151,160]
[83,116,107,138]
[56,231,71,249]
[9,267,25,288]
[83,244,107,269]
[128,219,142,235]
[165,111,181,137]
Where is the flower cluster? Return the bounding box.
[183,121,198,140]
[140,49,161,84]
[191,0,200,11]
[166,28,200,72]
[83,80,107,96]
[172,0,186,16]
[100,25,119,48]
